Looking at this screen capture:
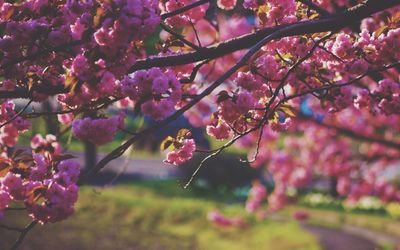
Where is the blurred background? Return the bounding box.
[0,113,399,250]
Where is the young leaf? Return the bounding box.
[217,90,230,103]
[177,128,191,139]
[374,25,388,38]
[53,154,76,162]
[160,136,175,151]
[279,103,297,117]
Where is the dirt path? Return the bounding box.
[302,224,377,250]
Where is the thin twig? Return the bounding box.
[161,0,210,20]
[160,23,202,50]
[11,220,38,250]
[0,100,32,129]
[0,224,23,232]
[180,59,211,84]
[79,0,399,183]
[189,19,202,47]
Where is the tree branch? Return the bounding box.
[130,0,399,71]
[300,114,400,150]
[79,0,400,183]
[160,0,211,20]
[1,0,398,100]
[10,220,38,250]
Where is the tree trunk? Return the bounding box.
[84,141,97,170]
[43,99,59,135]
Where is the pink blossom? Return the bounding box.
[293,210,309,221]
[72,114,125,145]
[217,0,237,10]
[245,182,267,213]
[207,210,244,227]
[57,113,74,125]
[206,121,232,140]
[164,139,196,165]
[0,125,18,147]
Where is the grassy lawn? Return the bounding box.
[0,181,320,250]
[281,205,400,238]
[280,205,400,250]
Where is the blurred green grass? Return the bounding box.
[282,205,400,238]
[0,181,320,250]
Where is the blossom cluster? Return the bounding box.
[31,134,62,157]
[0,101,31,147]
[245,182,267,213]
[160,0,209,28]
[0,0,160,108]
[72,113,125,145]
[164,138,196,165]
[0,136,80,224]
[0,0,399,227]
[121,68,182,120]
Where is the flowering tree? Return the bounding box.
[0,0,399,248]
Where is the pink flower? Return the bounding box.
[0,125,18,147]
[217,0,237,10]
[164,139,196,165]
[0,190,11,208]
[13,116,31,131]
[70,18,86,40]
[122,68,182,120]
[206,121,232,140]
[71,54,90,81]
[72,113,125,145]
[243,0,266,10]
[57,113,74,125]
[1,173,25,201]
[245,182,267,213]
[235,72,262,91]
[293,210,309,221]
[236,91,256,112]
[207,210,245,227]
[337,176,351,196]
[30,134,62,156]
[99,71,117,95]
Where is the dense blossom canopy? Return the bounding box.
[0,0,399,245]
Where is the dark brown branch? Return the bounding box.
[0,100,32,129]
[160,0,210,20]
[300,114,400,150]
[281,62,399,103]
[0,224,23,232]
[1,0,398,100]
[267,62,400,150]
[5,207,26,211]
[80,0,400,183]
[180,59,211,84]
[0,85,68,99]
[11,220,38,250]
[130,0,399,72]
[0,0,209,72]
[160,23,202,50]
[80,10,301,183]
[0,40,84,71]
